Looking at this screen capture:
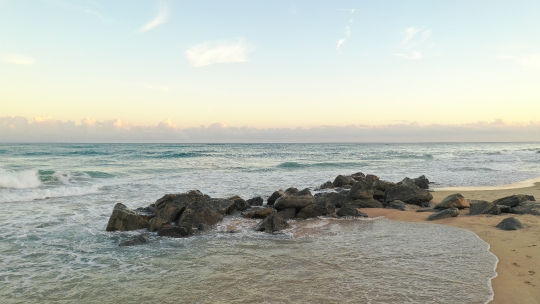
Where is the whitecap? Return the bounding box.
[0,168,41,189]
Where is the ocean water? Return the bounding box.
[1,142,538,303]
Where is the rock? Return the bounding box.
[274,195,314,211]
[239,204,252,211]
[106,203,149,231]
[469,201,501,216]
[364,174,380,186]
[285,187,299,195]
[347,181,374,200]
[296,198,336,219]
[148,217,169,232]
[119,235,149,247]
[496,217,524,230]
[348,198,384,208]
[351,172,366,181]
[155,204,185,222]
[416,208,437,213]
[322,192,349,208]
[333,175,355,187]
[493,194,535,208]
[246,196,264,206]
[435,193,470,209]
[386,200,410,211]
[318,181,334,189]
[427,208,460,221]
[413,175,430,189]
[511,201,540,215]
[241,206,275,219]
[468,199,490,205]
[175,201,224,232]
[255,213,289,233]
[228,195,249,210]
[158,226,192,238]
[499,205,512,213]
[297,188,312,196]
[267,190,285,205]
[154,190,210,213]
[373,189,385,200]
[384,185,433,206]
[336,205,368,218]
[208,198,236,215]
[277,208,297,219]
[373,180,397,192]
[134,206,155,219]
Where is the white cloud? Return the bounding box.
[1,53,35,65]
[336,25,351,51]
[137,3,169,32]
[185,38,254,67]
[395,27,432,60]
[402,27,421,44]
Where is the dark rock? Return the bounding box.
[285,187,299,195]
[347,181,374,200]
[296,198,336,219]
[278,207,297,219]
[158,226,192,238]
[208,198,236,215]
[496,217,524,230]
[386,200,411,211]
[134,206,155,219]
[348,198,384,208]
[336,205,368,218]
[333,175,355,187]
[239,205,252,211]
[373,180,397,192]
[416,208,437,213]
[511,201,540,215]
[468,199,490,205]
[413,175,430,189]
[469,201,501,216]
[297,188,312,197]
[364,174,380,186]
[435,193,470,209]
[351,172,366,181]
[315,192,349,208]
[241,206,275,219]
[427,208,460,221]
[499,205,512,213]
[318,181,334,189]
[274,195,314,210]
[384,185,433,206]
[246,196,264,206]
[373,189,385,200]
[228,195,249,210]
[493,195,535,208]
[119,235,149,247]
[175,201,223,231]
[148,217,169,232]
[106,203,149,232]
[255,213,289,233]
[267,190,285,205]
[155,204,185,222]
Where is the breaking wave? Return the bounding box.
[0,169,41,189]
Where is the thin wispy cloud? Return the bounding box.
[137,2,169,33]
[185,38,254,67]
[335,9,356,52]
[394,27,432,60]
[1,53,35,65]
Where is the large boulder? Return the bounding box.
[469,201,501,216]
[255,213,289,233]
[427,208,460,221]
[384,185,433,206]
[496,217,524,230]
[154,190,210,213]
[493,195,535,208]
[336,205,368,218]
[348,198,384,208]
[106,203,149,231]
[241,206,275,219]
[267,190,285,205]
[511,201,540,215]
[435,193,470,209]
[315,192,349,208]
[148,217,169,232]
[119,235,150,247]
[296,198,336,219]
[228,195,249,210]
[333,175,355,187]
[347,181,374,200]
[274,195,314,211]
[175,201,224,232]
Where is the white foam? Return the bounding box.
[0,185,101,203]
[434,176,540,191]
[0,169,41,189]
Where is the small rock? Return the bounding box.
[267,190,285,205]
[158,226,192,238]
[318,181,334,189]
[255,213,289,233]
[435,193,470,209]
[336,205,368,218]
[427,208,460,221]
[493,195,535,208]
[119,234,149,247]
[246,196,264,206]
[496,217,524,230]
[241,206,275,219]
[511,201,540,215]
[228,195,249,210]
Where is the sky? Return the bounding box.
[1,0,540,142]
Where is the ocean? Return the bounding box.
[1,142,538,303]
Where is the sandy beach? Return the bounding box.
[363,183,540,304]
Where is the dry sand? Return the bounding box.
[362,183,540,304]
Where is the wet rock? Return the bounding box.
[493,195,535,208]
[285,187,299,195]
[154,191,210,215]
[175,201,223,232]
[435,193,470,209]
[296,188,312,196]
[239,204,252,212]
[496,217,524,230]
[373,180,397,192]
[277,207,297,220]
[347,181,374,200]
[348,198,384,208]
[267,190,285,205]
[499,205,512,213]
[427,208,460,221]
[351,172,366,181]
[106,203,149,232]
[322,192,349,208]
[274,195,314,211]
[119,235,149,247]
[148,217,169,232]
[229,195,249,210]
[296,198,336,219]
[155,204,185,222]
[158,226,192,238]
[364,174,380,186]
[386,200,410,211]
[336,205,368,218]
[134,206,155,220]
[255,213,289,233]
[318,181,334,189]
[412,175,430,189]
[469,201,501,216]
[208,198,236,215]
[333,175,355,187]
[241,206,275,219]
[511,201,540,216]
[246,196,264,206]
[384,185,433,206]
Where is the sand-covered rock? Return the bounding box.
[496,217,524,230]
[435,193,470,209]
[427,208,460,221]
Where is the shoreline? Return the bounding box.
[362,182,540,304]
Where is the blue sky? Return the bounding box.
[1,0,540,141]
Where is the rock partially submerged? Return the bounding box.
[255,213,289,233]
[336,205,368,218]
[119,234,149,247]
[241,206,274,219]
[496,217,524,230]
[106,203,149,232]
[427,208,460,221]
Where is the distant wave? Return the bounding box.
[0,169,41,189]
[276,161,368,169]
[0,185,101,203]
[153,152,205,159]
[38,170,115,183]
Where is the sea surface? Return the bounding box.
[1,142,539,303]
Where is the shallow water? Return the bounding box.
[2,142,535,303]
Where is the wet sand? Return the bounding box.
[362,183,540,304]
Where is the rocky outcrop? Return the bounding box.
[511,201,540,215]
[267,190,285,205]
[241,206,275,219]
[347,181,374,200]
[255,213,289,233]
[384,185,433,206]
[493,195,535,208]
[336,205,368,218]
[427,208,459,221]
[496,217,524,230]
[106,203,149,231]
[246,196,263,206]
[435,193,470,209]
[469,201,501,216]
[119,234,150,247]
